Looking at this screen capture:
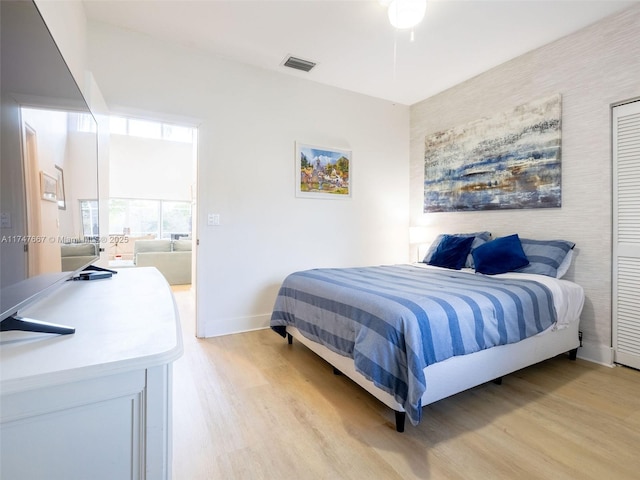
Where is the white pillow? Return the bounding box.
[556,249,573,278]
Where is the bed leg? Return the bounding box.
[568,348,578,360]
[287,333,293,345]
[394,411,406,433]
[492,377,503,385]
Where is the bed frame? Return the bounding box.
[282,320,580,432]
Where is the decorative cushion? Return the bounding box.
[60,243,97,257]
[172,239,192,252]
[422,231,491,268]
[134,239,172,254]
[466,236,490,269]
[427,234,475,270]
[555,250,574,279]
[472,234,529,275]
[515,239,576,278]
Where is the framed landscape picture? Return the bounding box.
[40,171,58,202]
[296,142,351,199]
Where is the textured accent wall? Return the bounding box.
[410,5,640,362]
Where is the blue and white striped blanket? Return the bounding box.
[270,265,557,425]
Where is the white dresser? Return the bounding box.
[0,268,183,479]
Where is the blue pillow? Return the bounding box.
[472,234,529,275]
[515,239,575,277]
[428,234,475,270]
[422,231,491,268]
[466,236,490,269]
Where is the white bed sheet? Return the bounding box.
[412,264,585,329]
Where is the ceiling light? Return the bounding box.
[387,0,427,29]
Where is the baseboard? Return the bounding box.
[576,341,614,367]
[200,316,617,368]
[201,313,271,338]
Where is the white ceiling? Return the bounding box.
[82,0,637,106]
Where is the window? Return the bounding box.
[76,113,97,133]
[110,199,159,237]
[80,200,99,239]
[162,124,193,143]
[162,201,192,239]
[128,118,161,140]
[109,115,194,143]
[109,116,127,135]
[109,198,191,239]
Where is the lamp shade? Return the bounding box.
[409,226,430,245]
[387,0,427,29]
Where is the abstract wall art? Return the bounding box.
[423,94,562,212]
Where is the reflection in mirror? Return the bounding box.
[20,107,98,276]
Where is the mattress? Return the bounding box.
[271,264,584,425]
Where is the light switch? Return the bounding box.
[207,213,220,226]
[0,212,11,228]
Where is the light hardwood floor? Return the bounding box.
[171,287,640,479]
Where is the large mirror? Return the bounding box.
[1,0,100,325]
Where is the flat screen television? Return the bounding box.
[1,0,100,334]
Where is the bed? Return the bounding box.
[270,234,585,432]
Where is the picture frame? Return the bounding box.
[55,165,66,210]
[295,142,351,199]
[423,94,561,212]
[40,171,58,202]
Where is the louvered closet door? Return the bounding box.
[613,100,640,369]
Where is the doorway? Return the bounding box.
[106,115,198,318]
[22,123,42,276]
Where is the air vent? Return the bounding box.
[283,56,316,72]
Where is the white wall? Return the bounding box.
[20,110,98,243]
[21,109,70,242]
[410,5,640,365]
[34,1,88,95]
[109,135,193,201]
[87,22,410,336]
[19,108,65,274]
[35,1,110,268]
[66,129,100,237]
